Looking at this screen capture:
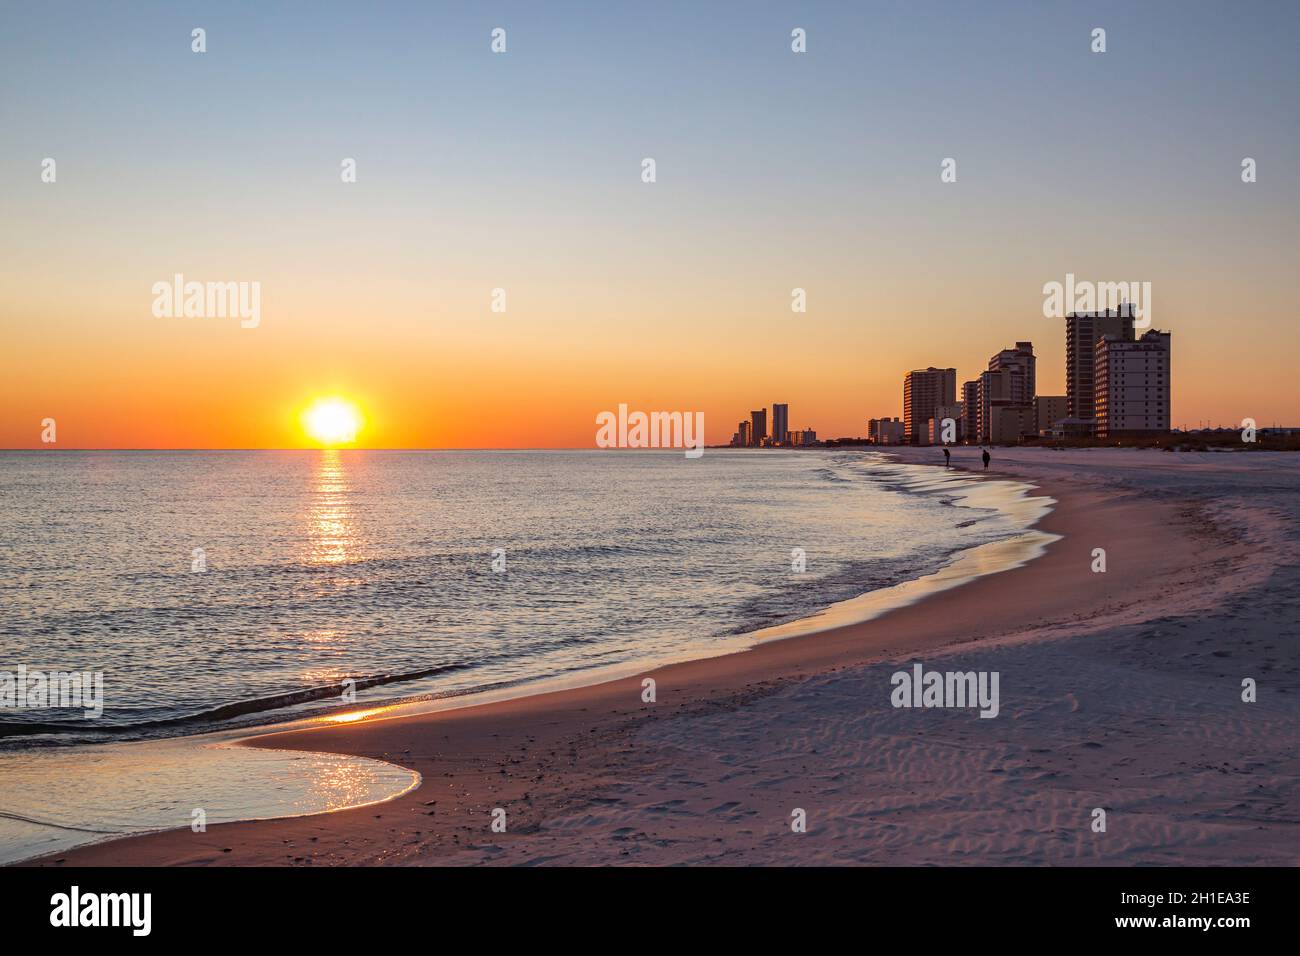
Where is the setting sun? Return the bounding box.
[303,398,362,446]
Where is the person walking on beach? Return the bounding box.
[982,448,991,470]
[943,447,951,468]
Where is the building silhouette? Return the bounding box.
[977,342,1035,442]
[771,404,789,448]
[1066,307,1135,424]
[903,367,956,444]
[1095,329,1171,438]
[961,380,980,443]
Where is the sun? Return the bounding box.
[303,398,362,446]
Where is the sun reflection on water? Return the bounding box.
[307,449,355,565]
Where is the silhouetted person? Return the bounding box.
[942,447,951,468]
[982,449,991,470]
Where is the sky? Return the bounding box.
[2,0,1298,448]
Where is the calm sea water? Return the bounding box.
[1,449,1034,747]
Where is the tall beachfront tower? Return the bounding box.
[771,404,789,446]
[961,380,980,443]
[903,367,956,444]
[1095,329,1171,439]
[989,342,1036,401]
[1066,307,1135,423]
[977,342,1036,442]
[749,409,767,447]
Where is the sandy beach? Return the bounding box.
[28,448,1300,867]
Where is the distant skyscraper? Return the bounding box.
[738,420,751,447]
[989,341,1035,400]
[771,404,789,447]
[961,380,980,443]
[977,342,1035,442]
[1095,329,1171,438]
[1066,307,1135,423]
[750,409,767,447]
[975,370,999,442]
[903,367,956,444]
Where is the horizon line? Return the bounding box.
[0,446,756,453]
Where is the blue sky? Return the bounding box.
[2,1,1298,444]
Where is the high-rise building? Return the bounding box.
[1095,329,1171,439]
[961,380,980,443]
[903,367,956,444]
[976,369,1010,441]
[977,342,1035,442]
[749,409,767,447]
[1066,307,1135,423]
[771,404,789,447]
[737,420,751,447]
[989,341,1035,400]
[976,369,1028,441]
[1034,395,1068,435]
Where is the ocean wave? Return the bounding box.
[0,660,479,739]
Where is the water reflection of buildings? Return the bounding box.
[308,449,355,565]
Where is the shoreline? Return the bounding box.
[0,451,1036,750]
[22,453,1250,866]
